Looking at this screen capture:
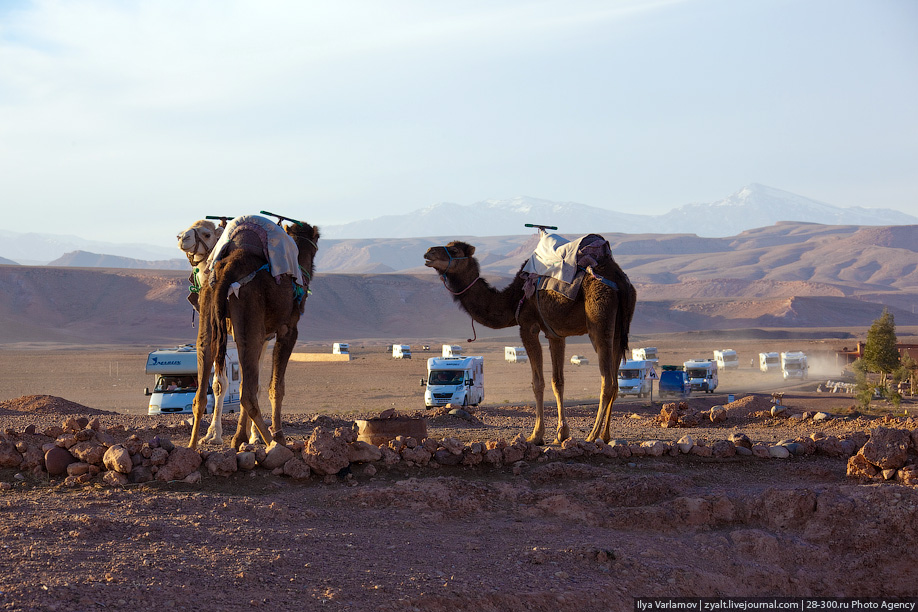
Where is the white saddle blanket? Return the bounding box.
[205,215,304,287]
[522,233,600,284]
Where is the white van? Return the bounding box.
[631,347,659,364]
[424,357,484,408]
[505,347,528,363]
[713,349,739,370]
[617,359,652,397]
[392,344,412,359]
[333,343,350,355]
[442,344,462,358]
[144,344,240,415]
[683,359,718,393]
[759,352,780,373]
[781,351,809,379]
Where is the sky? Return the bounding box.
[0,0,916,249]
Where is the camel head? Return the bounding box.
[284,220,321,280]
[423,241,477,275]
[177,220,223,265]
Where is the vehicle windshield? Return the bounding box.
[429,370,464,385]
[154,375,198,393]
[618,369,641,380]
[686,369,707,378]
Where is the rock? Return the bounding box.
[149,447,169,466]
[847,453,879,480]
[709,406,727,423]
[283,458,312,479]
[677,435,694,454]
[347,441,383,463]
[751,443,770,458]
[67,462,93,477]
[881,468,897,481]
[814,435,844,457]
[433,449,463,466]
[813,412,831,422]
[711,440,736,458]
[102,470,128,486]
[69,441,106,466]
[205,448,238,477]
[783,443,804,456]
[728,433,752,449]
[155,447,203,481]
[860,427,911,470]
[363,464,377,477]
[45,446,76,476]
[689,445,712,458]
[440,437,464,455]
[260,443,295,470]
[151,435,175,452]
[183,471,202,484]
[401,445,432,466]
[735,446,753,457]
[0,441,23,468]
[768,446,790,459]
[640,440,667,457]
[897,465,918,485]
[771,405,786,417]
[102,445,133,474]
[123,435,144,456]
[129,466,154,483]
[236,451,256,471]
[304,428,351,476]
[448,408,472,421]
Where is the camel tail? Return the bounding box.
[616,276,638,363]
[209,268,234,374]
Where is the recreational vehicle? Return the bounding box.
[759,352,780,373]
[442,344,462,358]
[332,343,350,355]
[424,356,484,408]
[631,347,659,364]
[144,344,240,415]
[683,359,718,393]
[781,351,809,379]
[505,347,528,363]
[713,349,739,370]
[392,344,412,359]
[617,359,652,397]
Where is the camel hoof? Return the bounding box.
[527,435,544,446]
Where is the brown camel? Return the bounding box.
[423,237,636,444]
[189,216,319,450]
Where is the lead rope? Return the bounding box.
[439,273,480,342]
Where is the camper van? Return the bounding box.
[713,349,739,370]
[442,344,462,358]
[144,344,240,415]
[683,359,718,393]
[631,347,659,364]
[424,356,484,408]
[759,352,780,373]
[332,343,350,355]
[505,347,528,363]
[392,344,412,359]
[781,351,809,379]
[617,359,652,397]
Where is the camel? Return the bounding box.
[189,215,320,450]
[423,234,636,444]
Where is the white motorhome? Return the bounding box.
[442,344,462,358]
[631,347,659,364]
[683,359,718,393]
[144,344,240,415]
[424,356,484,408]
[505,347,528,363]
[713,349,739,370]
[781,351,809,379]
[333,343,350,355]
[617,359,652,397]
[392,344,412,359]
[759,352,780,373]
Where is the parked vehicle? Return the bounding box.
[759,352,780,373]
[442,344,462,358]
[570,355,588,366]
[392,344,412,359]
[631,347,659,364]
[332,343,349,355]
[781,351,808,379]
[658,370,690,398]
[424,356,484,408]
[144,344,240,415]
[505,347,528,363]
[683,359,718,393]
[713,349,739,370]
[617,359,652,397]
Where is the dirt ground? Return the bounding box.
[1,338,917,611]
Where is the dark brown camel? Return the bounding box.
[423,238,636,444]
[189,218,319,450]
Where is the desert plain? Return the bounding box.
[1,331,917,612]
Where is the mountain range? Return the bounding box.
[1,184,915,266]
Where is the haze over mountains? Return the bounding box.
[1,184,914,266]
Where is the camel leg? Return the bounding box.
[248,340,270,444]
[201,363,227,444]
[267,325,298,446]
[520,325,546,445]
[189,319,214,448]
[547,337,569,444]
[586,330,620,443]
[230,323,273,450]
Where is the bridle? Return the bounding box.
[182,226,214,265]
[435,246,480,342]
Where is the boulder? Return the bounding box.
[347,441,383,463]
[709,406,727,423]
[728,433,752,449]
[711,440,736,458]
[205,448,238,477]
[860,427,911,470]
[846,453,879,481]
[102,470,128,486]
[70,441,106,466]
[303,427,351,476]
[45,446,76,476]
[260,443,295,470]
[155,446,203,481]
[283,458,311,479]
[236,452,256,471]
[768,445,790,459]
[897,465,918,486]
[0,441,23,468]
[102,445,133,474]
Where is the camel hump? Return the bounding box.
[206,215,305,287]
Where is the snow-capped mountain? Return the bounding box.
[322,184,917,239]
[0,230,180,265]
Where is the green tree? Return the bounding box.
[861,308,900,382]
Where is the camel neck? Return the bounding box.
[444,272,519,330]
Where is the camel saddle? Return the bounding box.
[521,233,612,301]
